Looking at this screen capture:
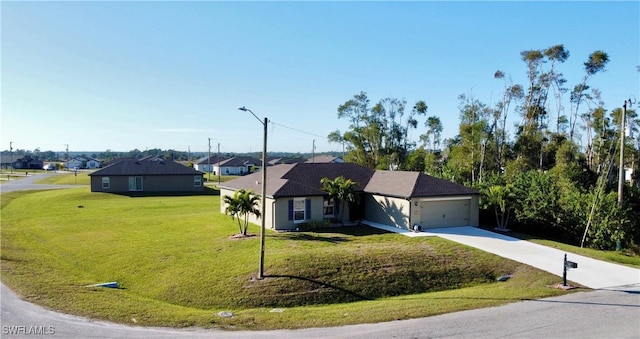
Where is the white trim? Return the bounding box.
[293,197,306,224]
[101,177,110,189]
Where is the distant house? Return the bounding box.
[89,159,204,193]
[8,156,44,170]
[267,157,307,166]
[214,156,263,176]
[65,156,101,169]
[0,154,15,170]
[305,155,344,164]
[219,163,479,231]
[194,156,229,174]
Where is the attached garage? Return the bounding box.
[219,163,478,232]
[418,197,473,229]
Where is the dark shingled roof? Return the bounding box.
[89,159,203,176]
[411,174,478,197]
[218,156,262,167]
[275,163,375,197]
[219,163,477,198]
[195,156,230,165]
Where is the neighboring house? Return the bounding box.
[305,155,344,164]
[10,156,44,170]
[194,156,229,173]
[267,157,307,166]
[65,156,101,169]
[0,154,15,169]
[215,156,262,176]
[89,159,204,193]
[219,163,479,231]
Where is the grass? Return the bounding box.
[34,171,92,185]
[489,229,640,268]
[203,173,239,183]
[1,188,580,330]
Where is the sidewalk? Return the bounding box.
[365,222,640,289]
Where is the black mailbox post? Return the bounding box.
[563,253,578,287]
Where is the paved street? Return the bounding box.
[2,281,639,338]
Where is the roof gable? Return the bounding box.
[411,174,478,197]
[195,156,230,165]
[365,170,419,197]
[219,156,262,167]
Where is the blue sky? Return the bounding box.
[2,1,638,154]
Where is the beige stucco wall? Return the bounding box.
[364,194,411,230]
[219,191,341,231]
[219,188,278,231]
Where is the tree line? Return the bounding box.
[329,44,640,252]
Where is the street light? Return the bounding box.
[238,106,268,279]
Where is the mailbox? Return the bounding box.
[565,261,578,269]
[562,254,578,287]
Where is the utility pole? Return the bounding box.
[312,139,315,163]
[9,141,13,174]
[618,100,627,207]
[208,138,211,181]
[238,106,268,279]
[617,100,630,251]
[65,144,69,169]
[217,143,221,185]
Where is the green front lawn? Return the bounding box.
[33,171,91,185]
[1,188,575,330]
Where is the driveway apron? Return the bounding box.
[423,226,640,289]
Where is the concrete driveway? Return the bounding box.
[366,222,640,289]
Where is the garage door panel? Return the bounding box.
[420,200,470,228]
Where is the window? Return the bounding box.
[194,175,202,187]
[323,197,334,217]
[102,177,110,189]
[128,176,143,191]
[293,198,306,223]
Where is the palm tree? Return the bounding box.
[485,185,512,231]
[321,176,357,223]
[236,189,261,235]
[223,189,262,235]
[223,192,243,234]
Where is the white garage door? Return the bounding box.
[420,199,470,228]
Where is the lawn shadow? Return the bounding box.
[265,274,372,302]
[314,225,392,236]
[112,187,220,197]
[275,233,351,244]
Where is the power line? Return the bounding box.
[269,121,330,140]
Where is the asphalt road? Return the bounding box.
[1,174,639,338]
[0,172,78,192]
[2,282,639,338]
